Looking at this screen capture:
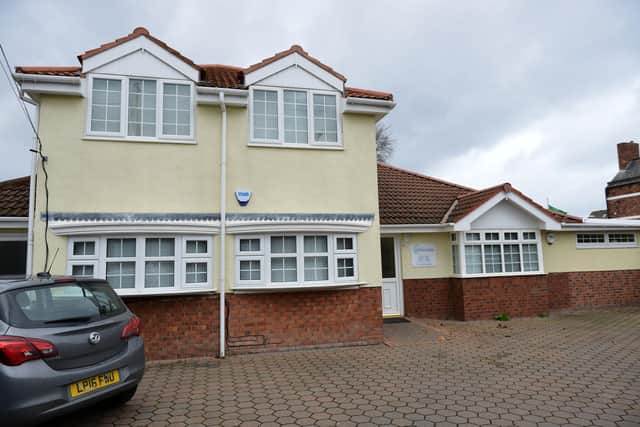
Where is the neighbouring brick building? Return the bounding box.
[606,141,640,218]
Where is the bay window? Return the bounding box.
[67,236,213,295]
[235,233,358,288]
[454,230,542,276]
[88,76,194,141]
[250,86,341,146]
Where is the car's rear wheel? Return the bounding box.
[106,386,138,407]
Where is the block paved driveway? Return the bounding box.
[51,307,640,427]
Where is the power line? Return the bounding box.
[0,42,51,273]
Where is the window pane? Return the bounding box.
[91,78,121,133]
[452,245,459,274]
[337,237,354,251]
[271,257,296,282]
[464,246,482,274]
[145,238,175,257]
[239,260,261,281]
[337,257,354,278]
[483,244,502,273]
[73,241,95,256]
[128,79,156,137]
[186,240,208,254]
[465,232,481,241]
[106,261,135,289]
[284,90,308,144]
[608,233,635,243]
[522,244,539,272]
[380,237,396,278]
[253,89,278,140]
[504,232,519,241]
[312,94,338,142]
[106,238,136,258]
[145,261,174,288]
[303,236,328,253]
[186,262,208,284]
[71,264,94,279]
[523,232,536,240]
[577,233,605,244]
[239,239,260,252]
[163,83,191,136]
[271,236,296,254]
[485,232,499,241]
[304,256,329,281]
[504,244,521,272]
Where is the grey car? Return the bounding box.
[0,276,145,426]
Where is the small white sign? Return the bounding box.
[412,243,436,267]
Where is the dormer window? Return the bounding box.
[250,86,341,147]
[87,76,194,143]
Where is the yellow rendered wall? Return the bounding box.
[396,233,453,279]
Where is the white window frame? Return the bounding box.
[234,233,358,289]
[85,74,196,144]
[143,237,177,290]
[67,235,214,296]
[453,230,544,278]
[576,232,638,249]
[248,85,343,148]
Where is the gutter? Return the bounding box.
[380,223,454,234]
[219,92,227,358]
[13,72,81,85]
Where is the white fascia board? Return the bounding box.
[343,97,396,120]
[0,217,28,229]
[453,191,561,231]
[15,73,84,99]
[82,36,200,81]
[562,218,640,230]
[196,86,248,106]
[244,52,344,92]
[49,221,220,236]
[380,224,453,234]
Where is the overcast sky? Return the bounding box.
[1,1,639,216]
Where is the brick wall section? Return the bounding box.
[405,270,640,321]
[402,278,450,318]
[124,287,382,360]
[227,287,383,354]
[606,182,640,218]
[124,294,220,361]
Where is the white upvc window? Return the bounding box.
[576,232,637,248]
[249,86,342,147]
[234,233,358,289]
[67,235,213,295]
[454,230,543,276]
[87,75,194,142]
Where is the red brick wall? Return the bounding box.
[457,275,549,320]
[403,278,450,319]
[404,270,640,321]
[606,182,640,218]
[123,287,382,360]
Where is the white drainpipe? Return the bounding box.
[219,92,227,358]
[26,100,40,276]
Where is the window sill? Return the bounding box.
[116,287,216,297]
[233,282,363,293]
[453,271,545,279]
[83,136,196,145]
[248,142,344,151]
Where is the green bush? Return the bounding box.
[494,313,510,321]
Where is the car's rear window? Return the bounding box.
[2,281,127,328]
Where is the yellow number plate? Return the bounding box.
[69,369,120,398]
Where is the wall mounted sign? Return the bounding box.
[235,190,252,206]
[411,243,436,267]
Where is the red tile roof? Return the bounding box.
[378,164,583,225]
[15,66,81,77]
[0,176,30,217]
[245,45,347,82]
[377,163,473,225]
[16,28,391,99]
[345,87,394,101]
[78,27,200,72]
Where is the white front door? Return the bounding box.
[380,237,403,317]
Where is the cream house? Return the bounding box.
[15,27,394,359]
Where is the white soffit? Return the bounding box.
[82,36,200,81]
[245,52,344,92]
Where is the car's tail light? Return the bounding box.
[121,315,141,340]
[0,336,59,366]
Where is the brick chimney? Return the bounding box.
[617,141,639,170]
